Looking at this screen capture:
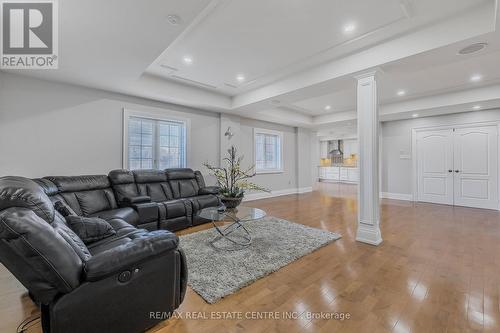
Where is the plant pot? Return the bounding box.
[220,196,243,209]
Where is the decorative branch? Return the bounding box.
[203,146,270,198]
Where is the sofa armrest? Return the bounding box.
[122,196,151,205]
[83,230,178,281]
[131,202,158,223]
[198,186,220,195]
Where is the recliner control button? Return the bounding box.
[118,270,132,283]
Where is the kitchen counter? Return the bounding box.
[318,164,358,168]
[318,166,359,183]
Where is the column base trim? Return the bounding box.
[356,222,383,246]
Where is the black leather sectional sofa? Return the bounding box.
[38,168,220,232]
[0,168,220,333]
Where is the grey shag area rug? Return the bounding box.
[179,216,341,303]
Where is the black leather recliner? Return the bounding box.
[108,168,221,230]
[0,176,188,333]
[34,168,220,232]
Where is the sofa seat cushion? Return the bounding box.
[105,218,137,235]
[136,221,158,231]
[88,207,139,226]
[159,216,191,232]
[86,229,174,256]
[188,195,220,213]
[86,229,147,255]
[160,199,190,219]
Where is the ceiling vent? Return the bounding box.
[160,64,178,71]
[458,42,487,55]
[170,75,217,89]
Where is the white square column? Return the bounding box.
[355,71,382,245]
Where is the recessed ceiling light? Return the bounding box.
[412,113,419,118]
[458,42,488,55]
[236,74,245,83]
[397,90,406,96]
[167,14,183,25]
[182,56,193,65]
[470,74,482,82]
[343,22,356,33]
[324,105,332,110]
[472,105,481,110]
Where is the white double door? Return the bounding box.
[417,125,498,209]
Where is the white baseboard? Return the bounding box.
[243,187,313,202]
[380,192,413,201]
[297,186,313,194]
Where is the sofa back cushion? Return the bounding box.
[44,175,117,216]
[133,170,173,202]
[166,168,200,198]
[0,207,84,303]
[108,169,139,203]
[0,176,56,223]
[194,171,206,188]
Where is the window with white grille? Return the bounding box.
[127,116,186,170]
[254,129,283,173]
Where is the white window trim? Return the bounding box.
[123,108,190,169]
[253,128,284,174]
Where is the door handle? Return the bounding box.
[455,170,460,173]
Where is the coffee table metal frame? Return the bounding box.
[210,212,253,246]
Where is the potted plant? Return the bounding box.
[204,146,269,208]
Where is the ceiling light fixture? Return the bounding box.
[182,56,193,65]
[470,74,482,82]
[412,114,419,118]
[324,105,332,110]
[236,74,245,83]
[458,42,488,55]
[397,90,406,96]
[343,22,356,33]
[472,105,481,110]
[167,14,183,25]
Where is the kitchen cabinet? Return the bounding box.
[343,142,351,157]
[325,167,339,180]
[347,168,359,182]
[318,166,358,183]
[339,168,348,181]
[343,139,358,157]
[319,167,326,179]
[320,141,329,159]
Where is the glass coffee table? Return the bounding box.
[198,206,266,247]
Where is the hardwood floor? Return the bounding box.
[2,182,500,332]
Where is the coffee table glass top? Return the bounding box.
[199,206,266,222]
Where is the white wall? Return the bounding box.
[310,132,320,185]
[0,72,220,178]
[381,108,500,195]
[219,114,301,192]
[0,73,310,193]
[296,128,314,190]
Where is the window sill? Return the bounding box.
[256,170,284,175]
